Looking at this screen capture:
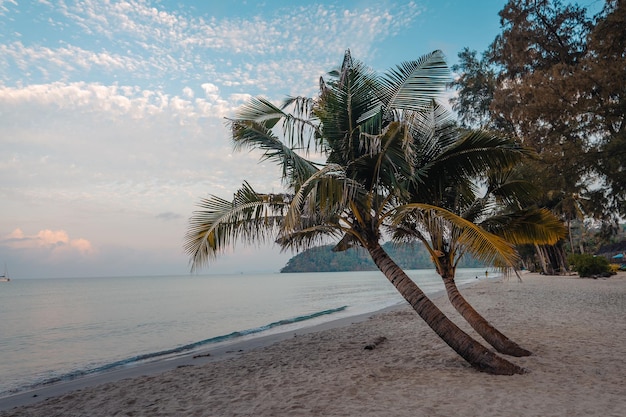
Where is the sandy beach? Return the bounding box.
[1,272,625,417]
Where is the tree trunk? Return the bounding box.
[556,244,570,274]
[366,242,524,375]
[578,220,586,254]
[568,219,576,254]
[535,243,549,274]
[441,273,532,357]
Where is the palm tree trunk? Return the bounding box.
[441,273,532,357]
[366,242,524,375]
[557,244,569,275]
[535,243,549,274]
[578,221,586,254]
[568,219,575,254]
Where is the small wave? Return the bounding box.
[30,305,348,390]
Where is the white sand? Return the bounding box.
[1,272,625,417]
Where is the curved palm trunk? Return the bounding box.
[441,273,532,357]
[367,243,524,375]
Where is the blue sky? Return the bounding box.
[1,0,516,278]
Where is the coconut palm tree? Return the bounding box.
[185,50,527,374]
[389,102,566,357]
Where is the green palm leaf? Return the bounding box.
[393,203,519,267]
[427,130,534,179]
[233,96,285,129]
[481,208,566,245]
[379,50,450,112]
[283,164,352,231]
[230,120,318,187]
[184,181,289,271]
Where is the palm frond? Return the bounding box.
[405,100,458,153]
[184,181,289,272]
[481,208,566,245]
[393,203,519,267]
[234,97,285,129]
[229,120,318,187]
[489,179,539,207]
[461,176,538,224]
[275,159,368,254]
[430,130,534,179]
[401,100,460,193]
[233,96,320,150]
[379,50,450,112]
[283,164,362,233]
[316,54,382,162]
[280,96,322,151]
[373,121,417,191]
[332,232,358,252]
[276,221,345,253]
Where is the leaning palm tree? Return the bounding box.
[390,102,566,357]
[185,50,526,374]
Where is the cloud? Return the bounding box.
[0,0,17,16]
[182,86,194,99]
[0,80,237,123]
[70,238,94,254]
[0,1,431,278]
[36,229,71,246]
[0,75,285,278]
[201,82,219,97]
[156,212,183,221]
[0,41,140,79]
[1,1,424,97]
[3,228,94,255]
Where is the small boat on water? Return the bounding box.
[0,264,10,282]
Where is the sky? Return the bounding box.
[1,0,515,279]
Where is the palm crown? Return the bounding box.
[184,50,565,374]
[185,50,542,269]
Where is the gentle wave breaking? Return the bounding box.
[28,305,348,392]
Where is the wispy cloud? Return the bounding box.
[2,1,423,95]
[156,212,183,221]
[0,0,17,16]
[0,42,140,82]
[0,81,233,120]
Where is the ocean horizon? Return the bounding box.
[0,268,495,397]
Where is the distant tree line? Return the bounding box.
[280,242,486,273]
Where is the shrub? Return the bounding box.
[568,254,611,277]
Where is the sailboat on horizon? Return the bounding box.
[0,263,10,282]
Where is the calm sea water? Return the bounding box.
[0,268,493,396]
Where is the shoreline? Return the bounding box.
[0,296,412,411]
[0,269,485,400]
[2,272,625,416]
[0,271,480,410]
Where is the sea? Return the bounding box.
[0,268,494,397]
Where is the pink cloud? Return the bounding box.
[4,228,94,255]
[70,238,94,254]
[36,229,70,246]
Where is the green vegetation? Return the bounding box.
[450,0,625,273]
[280,242,486,273]
[567,254,612,278]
